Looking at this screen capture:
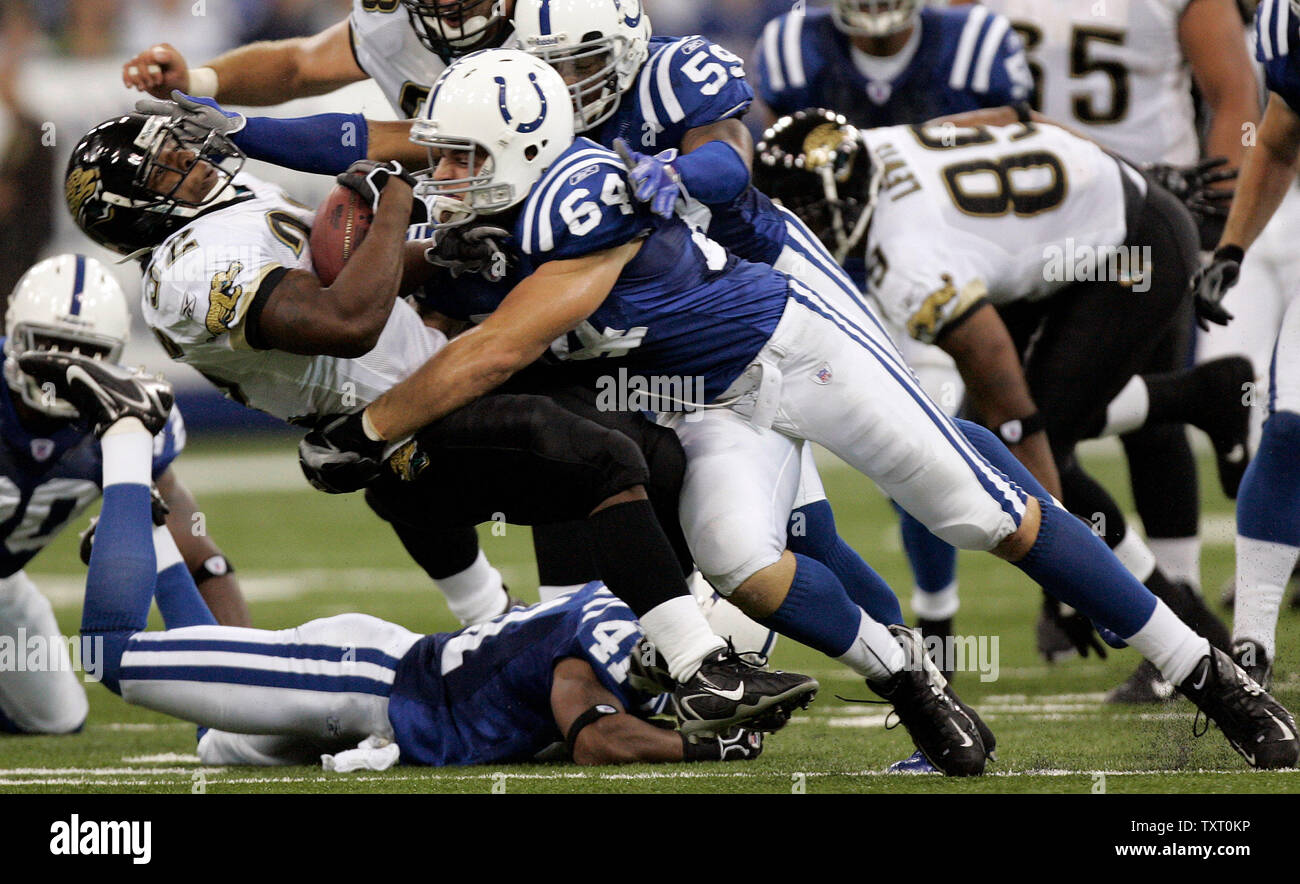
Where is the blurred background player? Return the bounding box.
[972,0,1261,699]
[0,253,246,735]
[40,349,770,770]
[1196,0,1300,690]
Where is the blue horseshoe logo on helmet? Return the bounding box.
[619,0,643,28]
[496,73,548,134]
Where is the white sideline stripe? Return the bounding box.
[123,753,200,763]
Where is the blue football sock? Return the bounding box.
[788,500,904,624]
[154,561,217,630]
[894,502,958,612]
[952,420,1157,637]
[82,483,158,695]
[1237,410,1300,547]
[758,553,864,657]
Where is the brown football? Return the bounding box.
[310,184,374,286]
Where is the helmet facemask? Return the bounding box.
[529,34,629,132]
[131,116,245,220]
[403,0,508,58]
[833,0,921,37]
[411,133,512,227]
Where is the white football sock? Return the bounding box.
[911,581,958,621]
[436,550,508,626]
[100,418,152,488]
[1112,528,1157,583]
[836,609,907,681]
[538,583,588,602]
[1233,536,1300,659]
[1148,536,1202,592]
[1124,599,1210,684]
[1101,376,1150,437]
[638,594,726,682]
[152,525,184,574]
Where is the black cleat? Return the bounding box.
[1036,596,1078,663]
[1179,647,1298,769]
[1231,639,1273,690]
[917,616,954,684]
[1187,356,1254,499]
[1106,660,1177,704]
[868,625,986,776]
[18,351,173,437]
[673,645,819,738]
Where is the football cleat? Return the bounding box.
[887,749,940,774]
[1106,660,1177,704]
[1231,639,1273,691]
[1180,647,1299,769]
[1186,356,1254,499]
[17,351,173,437]
[868,625,986,776]
[79,485,170,565]
[672,645,819,738]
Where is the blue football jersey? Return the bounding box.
[755,6,1031,128]
[594,35,755,153]
[387,582,658,766]
[514,138,791,401]
[0,354,184,577]
[1257,0,1300,115]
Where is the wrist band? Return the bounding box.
[995,412,1045,445]
[188,66,220,98]
[361,409,385,443]
[566,704,620,756]
[1214,244,1245,264]
[192,554,234,584]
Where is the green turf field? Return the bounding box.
[3,434,1297,794]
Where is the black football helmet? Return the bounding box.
[402,0,513,62]
[753,108,881,263]
[65,112,245,256]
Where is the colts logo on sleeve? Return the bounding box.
[496,73,548,133]
[205,262,245,337]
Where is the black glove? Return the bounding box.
[336,159,427,224]
[425,224,513,282]
[1144,157,1236,250]
[1046,599,1108,660]
[682,727,764,762]
[298,411,386,494]
[1190,244,1243,330]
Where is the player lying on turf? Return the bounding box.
[750,109,1241,690]
[1194,0,1300,690]
[294,50,1297,772]
[64,110,818,737]
[26,351,770,769]
[0,254,247,736]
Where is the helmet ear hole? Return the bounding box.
[525,145,539,161]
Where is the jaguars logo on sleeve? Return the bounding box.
[205,262,246,337]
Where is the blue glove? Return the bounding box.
[614,137,684,219]
[1096,625,1128,649]
[135,90,246,140]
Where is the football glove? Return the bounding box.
[337,159,428,224]
[1143,156,1236,251]
[425,224,513,282]
[298,411,385,494]
[1045,599,1108,659]
[1190,245,1243,330]
[682,727,764,762]
[614,137,685,219]
[135,90,246,140]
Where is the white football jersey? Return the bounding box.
[981,0,1199,164]
[349,0,517,118]
[142,173,444,424]
[862,121,1134,343]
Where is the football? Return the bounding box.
[309,184,373,286]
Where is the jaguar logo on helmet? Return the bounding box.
[65,167,104,223]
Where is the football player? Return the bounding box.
[972,0,1261,698]
[0,253,247,736]
[64,109,817,735]
[121,0,530,614]
[1195,0,1300,689]
[310,50,1298,771]
[31,350,767,769]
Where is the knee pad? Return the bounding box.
[692,512,785,596]
[527,399,651,503]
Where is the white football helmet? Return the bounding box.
[513,0,652,132]
[411,49,574,224]
[833,0,922,38]
[4,254,130,418]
